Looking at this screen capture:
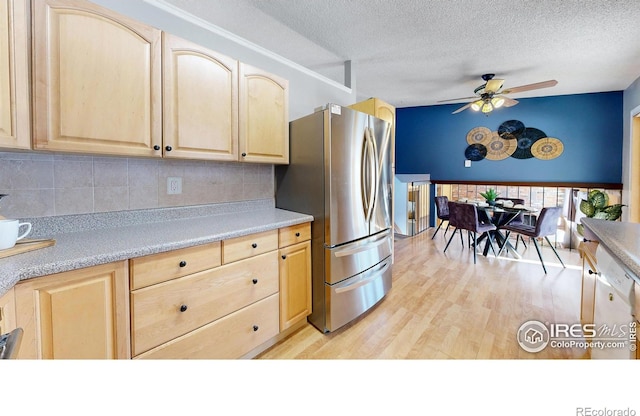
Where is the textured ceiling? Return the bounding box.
[160,0,640,108]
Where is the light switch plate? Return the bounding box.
[464,160,471,168]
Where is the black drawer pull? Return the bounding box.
[253,325,259,332]
[252,278,258,284]
[251,243,257,248]
[295,232,300,237]
[179,260,187,267]
[588,269,600,276]
[179,304,188,313]
[281,255,287,260]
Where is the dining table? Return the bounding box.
[459,199,538,259]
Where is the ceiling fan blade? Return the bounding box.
[501,80,558,94]
[437,96,478,103]
[484,78,504,93]
[502,96,519,107]
[452,102,473,114]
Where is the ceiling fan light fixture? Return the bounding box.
[491,96,505,108]
[480,101,493,113]
[471,100,483,111]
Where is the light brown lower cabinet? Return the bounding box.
[8,222,311,359]
[14,261,131,359]
[135,294,280,359]
[579,240,599,326]
[132,223,312,359]
[0,287,16,336]
[279,240,312,331]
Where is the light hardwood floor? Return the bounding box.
[258,229,589,359]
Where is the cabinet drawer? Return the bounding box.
[135,293,279,359]
[222,229,278,264]
[279,223,311,248]
[131,251,278,356]
[130,242,221,290]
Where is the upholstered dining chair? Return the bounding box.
[444,202,497,264]
[431,196,451,239]
[498,206,566,274]
[443,201,464,248]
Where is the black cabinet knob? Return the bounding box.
[295,232,300,237]
[179,260,187,267]
[583,238,595,243]
[281,255,287,260]
[588,269,600,276]
[253,325,259,332]
[165,145,172,151]
[252,278,258,284]
[180,304,188,312]
[153,145,161,151]
[241,152,247,157]
[251,243,257,248]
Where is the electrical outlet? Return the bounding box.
[167,177,182,195]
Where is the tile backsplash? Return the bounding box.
[0,151,274,218]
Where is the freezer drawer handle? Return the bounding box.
[333,231,390,258]
[335,261,391,294]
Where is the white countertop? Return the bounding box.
[581,218,640,281]
[0,201,313,297]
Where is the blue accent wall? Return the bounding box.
[396,92,623,184]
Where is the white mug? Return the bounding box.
[0,219,32,250]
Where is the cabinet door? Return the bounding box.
[0,287,16,336]
[0,0,30,149]
[238,63,289,164]
[32,0,162,157]
[14,261,130,359]
[279,240,311,331]
[163,33,238,161]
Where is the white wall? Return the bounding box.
[622,75,640,221]
[90,0,356,120]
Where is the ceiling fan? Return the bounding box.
[438,74,558,114]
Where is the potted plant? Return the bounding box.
[479,188,499,206]
[577,189,625,234]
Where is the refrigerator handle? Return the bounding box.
[333,230,391,258]
[361,132,370,218]
[364,127,376,222]
[369,126,379,213]
[334,260,391,294]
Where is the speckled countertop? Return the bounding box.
[0,200,313,297]
[581,218,640,281]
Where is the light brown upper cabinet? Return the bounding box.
[0,0,30,150]
[162,33,238,161]
[32,0,163,157]
[239,63,289,164]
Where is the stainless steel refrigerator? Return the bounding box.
[275,104,393,333]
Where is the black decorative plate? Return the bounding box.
[498,120,525,140]
[511,127,546,159]
[465,143,487,161]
